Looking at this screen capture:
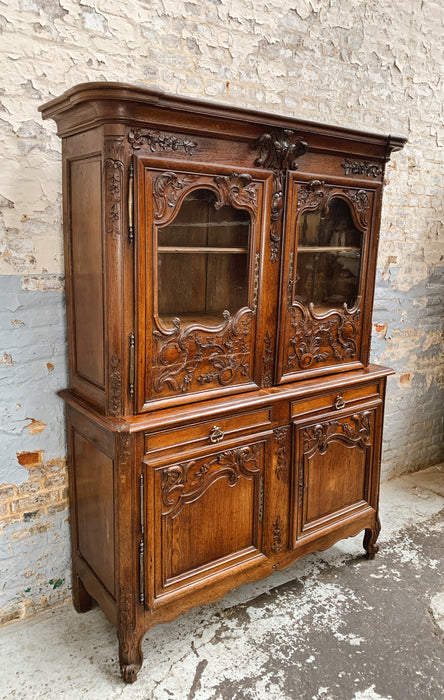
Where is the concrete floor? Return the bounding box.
[0,465,443,700]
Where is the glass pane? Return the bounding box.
[157,188,251,328]
[295,197,362,311]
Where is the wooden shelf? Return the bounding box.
[158,246,248,254]
[298,246,360,253]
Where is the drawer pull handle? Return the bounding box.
[209,426,224,443]
[334,395,345,410]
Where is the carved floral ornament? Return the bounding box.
[160,444,261,516]
[152,308,254,395]
[286,301,361,371]
[128,128,198,155]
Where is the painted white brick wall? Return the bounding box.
[0,0,443,622]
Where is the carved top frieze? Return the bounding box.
[341,159,383,178]
[254,129,308,171]
[128,128,198,155]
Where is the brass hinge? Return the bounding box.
[140,473,145,535]
[139,538,145,605]
[128,162,134,243]
[129,331,135,398]
[139,472,145,605]
[258,474,264,522]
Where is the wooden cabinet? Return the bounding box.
[40,83,405,682]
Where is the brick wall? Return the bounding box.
[1,0,443,622]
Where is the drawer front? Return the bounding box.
[291,382,380,419]
[145,407,272,456]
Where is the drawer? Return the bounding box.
[291,382,380,419]
[145,407,272,455]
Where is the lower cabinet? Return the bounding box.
[63,368,389,683]
[144,433,271,605]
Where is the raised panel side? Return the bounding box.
[68,156,105,407]
[72,428,115,598]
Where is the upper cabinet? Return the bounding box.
[39,83,406,416]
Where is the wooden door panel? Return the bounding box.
[304,441,367,523]
[146,437,269,603]
[293,407,377,545]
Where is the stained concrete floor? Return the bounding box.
[0,464,443,700]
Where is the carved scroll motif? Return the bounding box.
[104,139,124,239]
[214,173,258,220]
[255,130,308,171]
[261,331,273,388]
[161,444,261,516]
[153,172,198,220]
[128,128,198,155]
[341,159,383,178]
[109,353,121,416]
[152,308,253,396]
[303,411,372,456]
[153,171,258,223]
[254,129,308,262]
[271,516,283,553]
[274,426,290,480]
[297,180,370,229]
[286,302,361,371]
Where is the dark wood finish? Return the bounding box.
[40,83,405,682]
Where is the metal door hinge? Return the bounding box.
[139,538,145,605]
[129,331,135,397]
[128,162,134,243]
[139,472,145,605]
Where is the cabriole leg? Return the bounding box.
[363,515,381,559]
[118,628,144,683]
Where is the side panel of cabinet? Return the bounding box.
[144,433,271,606]
[276,173,381,384]
[65,153,106,410]
[292,403,382,547]
[135,156,274,411]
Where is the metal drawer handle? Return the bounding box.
[209,425,224,443]
[334,395,345,410]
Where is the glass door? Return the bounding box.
[136,161,271,409]
[277,176,376,382]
